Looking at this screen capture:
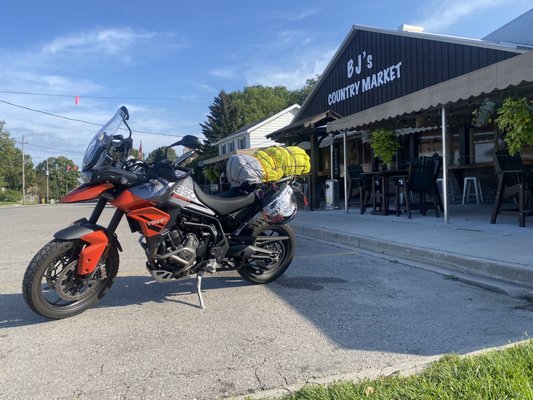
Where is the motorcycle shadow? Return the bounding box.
[0,273,251,329]
[99,273,250,309]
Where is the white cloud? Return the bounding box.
[42,28,157,56]
[276,30,313,47]
[208,68,236,79]
[269,7,321,22]
[286,7,321,21]
[414,0,511,32]
[246,48,335,90]
[0,27,199,166]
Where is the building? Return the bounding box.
[213,104,300,157]
[269,9,533,217]
[202,104,300,191]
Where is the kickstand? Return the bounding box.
[196,272,206,309]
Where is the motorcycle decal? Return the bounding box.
[173,184,197,201]
[171,193,191,203]
[61,183,114,203]
[128,207,171,237]
[112,190,154,211]
[168,180,215,215]
[78,230,109,275]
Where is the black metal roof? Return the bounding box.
[483,8,533,48]
[294,25,525,124]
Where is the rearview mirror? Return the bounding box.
[177,135,203,150]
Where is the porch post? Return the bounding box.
[310,132,319,210]
[343,130,348,214]
[329,133,334,180]
[441,105,449,223]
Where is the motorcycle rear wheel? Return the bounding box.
[237,221,295,284]
[22,239,119,319]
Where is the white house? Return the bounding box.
[214,104,300,156]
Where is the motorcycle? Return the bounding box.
[22,106,299,319]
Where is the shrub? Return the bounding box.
[0,189,22,202]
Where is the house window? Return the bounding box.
[229,141,235,152]
[238,137,246,149]
[221,144,227,155]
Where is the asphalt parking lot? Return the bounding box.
[1,204,533,399]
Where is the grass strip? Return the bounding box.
[277,340,533,400]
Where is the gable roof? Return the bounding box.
[483,8,533,48]
[267,110,342,142]
[294,25,525,124]
[214,104,300,145]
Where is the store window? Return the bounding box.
[472,131,494,164]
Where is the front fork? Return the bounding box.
[56,197,124,276]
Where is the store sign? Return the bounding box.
[328,51,403,106]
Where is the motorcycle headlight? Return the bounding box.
[80,171,93,183]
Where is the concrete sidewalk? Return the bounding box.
[292,204,533,294]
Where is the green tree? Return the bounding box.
[287,76,319,106]
[199,90,241,147]
[36,157,80,199]
[146,147,177,163]
[230,85,292,126]
[198,79,320,156]
[0,122,36,192]
[228,79,319,127]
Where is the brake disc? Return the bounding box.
[55,261,99,301]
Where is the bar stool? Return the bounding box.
[462,177,483,205]
[436,178,457,203]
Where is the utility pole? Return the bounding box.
[21,136,25,205]
[46,159,49,204]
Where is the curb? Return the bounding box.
[225,340,531,400]
[291,223,533,293]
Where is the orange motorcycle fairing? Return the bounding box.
[127,207,171,237]
[112,190,154,212]
[78,230,109,275]
[61,183,115,203]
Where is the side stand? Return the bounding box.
[196,271,206,309]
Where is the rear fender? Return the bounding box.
[54,221,122,275]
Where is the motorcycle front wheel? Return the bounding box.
[237,220,295,284]
[22,239,119,319]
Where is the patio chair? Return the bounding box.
[430,154,444,212]
[490,149,533,227]
[397,155,441,219]
[347,164,372,214]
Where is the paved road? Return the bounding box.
[1,204,533,399]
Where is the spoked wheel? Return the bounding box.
[22,239,119,319]
[237,221,295,284]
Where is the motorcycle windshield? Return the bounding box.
[82,108,126,171]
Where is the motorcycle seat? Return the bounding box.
[194,184,256,215]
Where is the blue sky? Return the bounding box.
[0,0,531,166]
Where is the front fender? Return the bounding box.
[54,219,122,252]
[54,220,122,275]
[54,219,105,240]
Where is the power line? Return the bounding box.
[14,139,85,155]
[0,89,209,101]
[0,98,182,137]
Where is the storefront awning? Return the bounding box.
[327,50,533,133]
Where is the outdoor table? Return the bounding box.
[364,170,408,215]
